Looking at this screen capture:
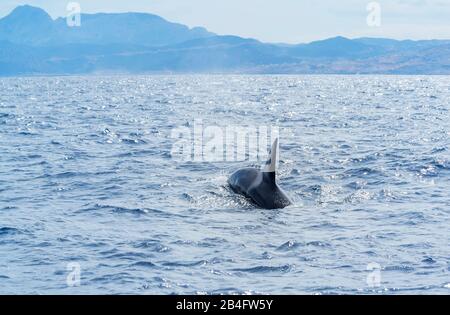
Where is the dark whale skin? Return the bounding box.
[228,168,292,209]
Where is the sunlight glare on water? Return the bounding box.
[0,75,449,294]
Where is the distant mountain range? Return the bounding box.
[0,5,449,75]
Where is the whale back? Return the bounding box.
[228,137,292,209]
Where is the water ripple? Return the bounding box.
[1,75,449,294]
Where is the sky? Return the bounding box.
[1,0,449,43]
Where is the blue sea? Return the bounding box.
[0,75,449,294]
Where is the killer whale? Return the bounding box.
[228,138,292,209]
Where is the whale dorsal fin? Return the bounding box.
[263,138,279,173]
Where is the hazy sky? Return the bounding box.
[1,0,449,43]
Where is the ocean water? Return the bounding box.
[0,75,449,295]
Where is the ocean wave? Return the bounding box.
[1,75,449,294]
[232,264,294,274]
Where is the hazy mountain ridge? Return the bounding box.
[0,5,449,75]
[0,5,214,46]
